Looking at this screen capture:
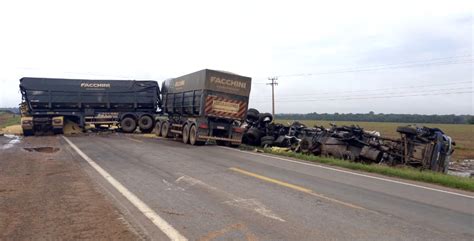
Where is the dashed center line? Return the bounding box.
[229,167,367,210]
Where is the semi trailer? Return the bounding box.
[19,69,252,146]
[19,77,161,135]
[156,69,252,146]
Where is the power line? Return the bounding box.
[251,81,472,99]
[252,55,473,83]
[275,59,473,78]
[277,87,472,101]
[297,54,473,74]
[253,90,473,103]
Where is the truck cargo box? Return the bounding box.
[161,69,251,120]
[20,77,160,112]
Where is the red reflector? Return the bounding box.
[199,123,209,129]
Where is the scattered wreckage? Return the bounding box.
[242,109,455,173]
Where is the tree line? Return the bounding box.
[275,112,474,124]
[0,107,20,114]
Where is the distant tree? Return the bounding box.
[274,112,473,124]
[468,117,474,125]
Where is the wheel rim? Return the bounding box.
[122,118,136,132]
[139,116,153,130]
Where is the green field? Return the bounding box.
[0,112,20,129]
[277,119,474,161]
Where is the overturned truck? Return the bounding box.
[242,109,454,173]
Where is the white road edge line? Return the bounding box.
[62,136,188,241]
[220,147,474,199]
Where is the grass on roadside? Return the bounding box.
[250,147,474,192]
[0,112,21,129]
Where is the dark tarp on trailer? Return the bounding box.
[20,77,160,112]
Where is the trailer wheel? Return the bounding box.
[246,108,260,123]
[182,124,190,144]
[154,121,162,136]
[299,138,312,153]
[138,115,154,133]
[189,125,204,146]
[161,121,171,138]
[258,112,273,124]
[121,117,137,133]
[245,127,263,145]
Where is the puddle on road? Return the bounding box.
[2,135,21,149]
[23,147,60,153]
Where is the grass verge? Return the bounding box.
[253,147,474,192]
[0,113,21,129]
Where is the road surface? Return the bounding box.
[63,134,473,240]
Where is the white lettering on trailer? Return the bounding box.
[210,76,247,89]
[80,83,111,88]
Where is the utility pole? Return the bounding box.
[267,77,278,117]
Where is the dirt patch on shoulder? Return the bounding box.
[0,136,141,240]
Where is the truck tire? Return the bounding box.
[246,108,260,123]
[245,127,263,145]
[138,115,154,133]
[154,121,162,136]
[182,124,190,144]
[260,135,275,147]
[189,125,204,146]
[161,121,171,138]
[121,117,137,133]
[299,138,312,153]
[258,112,273,124]
[396,126,417,135]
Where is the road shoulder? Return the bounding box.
[0,136,142,240]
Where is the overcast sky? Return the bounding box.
[0,0,472,114]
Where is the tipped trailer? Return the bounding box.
[19,77,161,135]
[156,69,251,146]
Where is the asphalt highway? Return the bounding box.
[63,134,474,241]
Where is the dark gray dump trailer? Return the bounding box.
[156,69,251,146]
[19,77,160,135]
